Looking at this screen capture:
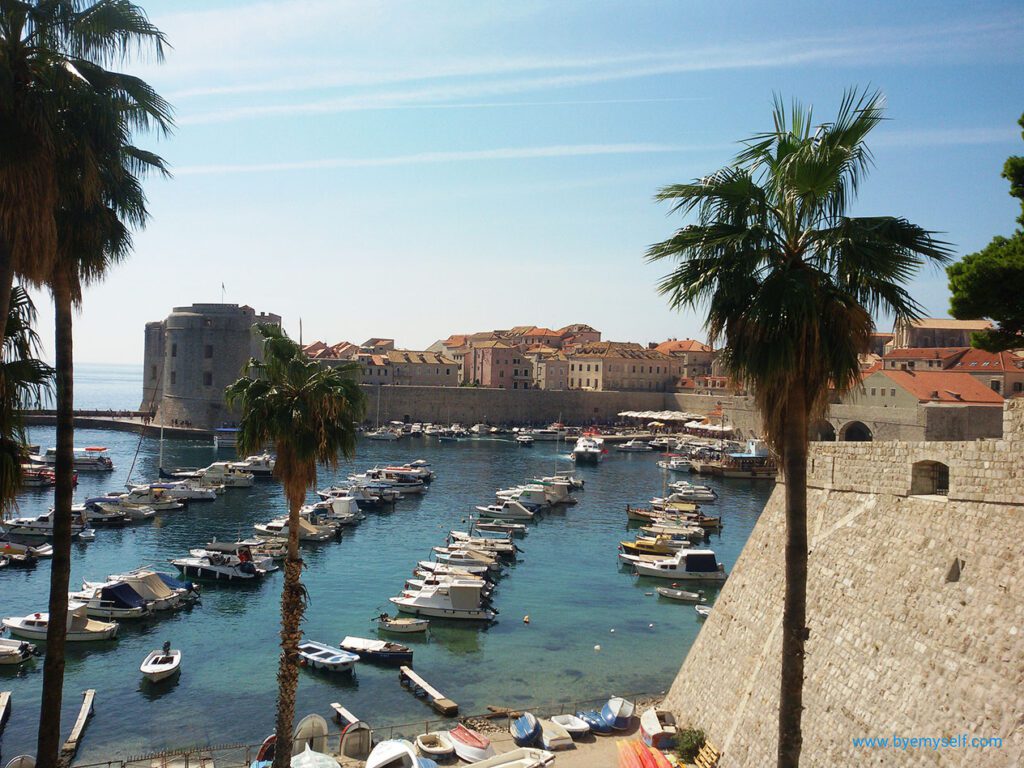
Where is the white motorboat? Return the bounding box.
[87,569,194,611]
[302,497,364,526]
[2,510,86,540]
[78,503,129,527]
[132,481,218,502]
[204,536,287,562]
[353,469,427,495]
[93,500,157,521]
[657,456,692,472]
[414,732,454,760]
[69,582,150,619]
[448,531,517,556]
[376,613,429,634]
[365,428,400,441]
[469,423,492,435]
[0,539,51,558]
[189,546,277,573]
[515,434,534,446]
[695,604,712,618]
[431,547,502,571]
[537,719,573,750]
[666,482,718,502]
[39,446,113,471]
[0,637,37,665]
[254,516,337,542]
[365,739,421,768]
[496,485,548,510]
[473,519,527,535]
[391,581,495,621]
[475,500,535,520]
[523,427,564,442]
[656,586,707,603]
[416,560,491,577]
[458,748,555,767]
[229,453,276,476]
[2,603,118,641]
[616,438,653,452]
[571,436,604,464]
[198,461,254,487]
[113,487,185,511]
[550,714,590,739]
[140,642,182,682]
[298,641,359,673]
[171,552,264,581]
[632,549,728,581]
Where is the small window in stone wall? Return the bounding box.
[910,460,949,495]
[203,372,213,386]
[170,371,176,384]
[945,557,965,583]
[204,345,213,359]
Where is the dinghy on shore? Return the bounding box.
[639,707,678,749]
[448,724,495,762]
[550,714,590,739]
[602,696,635,730]
[414,732,454,760]
[510,712,541,746]
[461,748,555,767]
[538,718,573,750]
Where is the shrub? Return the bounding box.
[675,728,706,762]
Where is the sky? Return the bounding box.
[30,0,1024,364]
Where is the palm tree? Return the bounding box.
[647,89,950,767]
[226,325,366,768]
[0,0,166,341]
[0,285,53,510]
[34,72,169,767]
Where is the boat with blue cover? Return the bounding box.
[510,712,541,746]
[601,696,635,730]
[575,710,613,735]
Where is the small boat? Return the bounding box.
[656,586,706,603]
[550,714,590,739]
[510,712,541,746]
[140,641,182,682]
[575,710,613,735]
[2,603,118,641]
[415,732,455,760]
[4,757,36,768]
[515,434,534,446]
[616,439,653,452]
[292,744,344,768]
[695,604,712,618]
[365,739,422,768]
[537,718,573,750]
[70,582,150,619]
[472,519,527,535]
[0,638,37,665]
[657,456,691,472]
[298,641,359,673]
[448,724,495,762]
[292,714,330,756]
[639,708,678,749]
[376,613,429,634]
[602,696,635,730]
[632,549,727,582]
[78,527,96,542]
[460,748,555,768]
[339,636,412,663]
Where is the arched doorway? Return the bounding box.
[911,460,949,495]
[840,421,873,442]
[810,420,836,441]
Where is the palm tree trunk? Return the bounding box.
[36,275,74,768]
[271,482,306,768]
[777,382,809,768]
[0,235,14,344]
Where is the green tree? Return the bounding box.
[35,71,170,767]
[226,326,366,768]
[947,111,1024,351]
[647,89,950,767]
[0,285,53,509]
[0,0,166,342]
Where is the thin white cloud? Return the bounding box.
[175,142,708,176]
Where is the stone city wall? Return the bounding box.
[662,400,1024,767]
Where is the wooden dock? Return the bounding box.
[0,691,10,732]
[60,689,95,760]
[329,702,358,726]
[398,666,458,716]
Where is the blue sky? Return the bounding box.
[38,0,1024,363]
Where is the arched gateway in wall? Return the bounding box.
[810,419,837,441]
[840,420,873,441]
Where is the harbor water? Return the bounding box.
[0,366,772,762]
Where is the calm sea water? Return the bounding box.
[1,366,772,762]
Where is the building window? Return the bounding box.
[891,389,896,397]
[170,371,176,384]
[991,380,1001,393]
[204,344,213,359]
[1015,382,1023,393]
[870,388,876,396]
[586,364,591,372]
[203,372,213,386]
[171,343,177,358]
[150,365,157,380]
[500,370,504,378]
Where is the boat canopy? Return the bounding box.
[154,571,195,592]
[340,636,388,652]
[684,552,720,573]
[100,583,146,609]
[123,572,175,600]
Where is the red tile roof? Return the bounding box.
[869,370,1004,404]
[883,347,968,361]
[948,348,1023,372]
[655,339,712,354]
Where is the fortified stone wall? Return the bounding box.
[662,400,1024,767]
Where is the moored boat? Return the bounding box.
[2,603,118,641]
[510,712,541,746]
[655,586,706,603]
[537,718,573,750]
[415,732,454,761]
[695,604,712,618]
[376,613,429,634]
[140,641,182,682]
[297,641,359,673]
[550,714,590,739]
[575,710,613,735]
[339,635,412,663]
[0,638,37,666]
[632,549,727,582]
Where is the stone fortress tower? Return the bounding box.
[140,303,281,430]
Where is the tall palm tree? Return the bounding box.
[34,72,169,767]
[0,285,53,510]
[226,326,366,768]
[647,89,950,767]
[0,0,167,342]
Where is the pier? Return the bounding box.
[60,689,95,762]
[0,691,10,732]
[398,666,458,716]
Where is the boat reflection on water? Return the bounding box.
[138,671,181,701]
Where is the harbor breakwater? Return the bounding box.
[663,400,1024,767]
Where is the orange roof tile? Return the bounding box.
[655,339,712,354]
[869,370,1004,404]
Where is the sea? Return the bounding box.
[0,364,772,763]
